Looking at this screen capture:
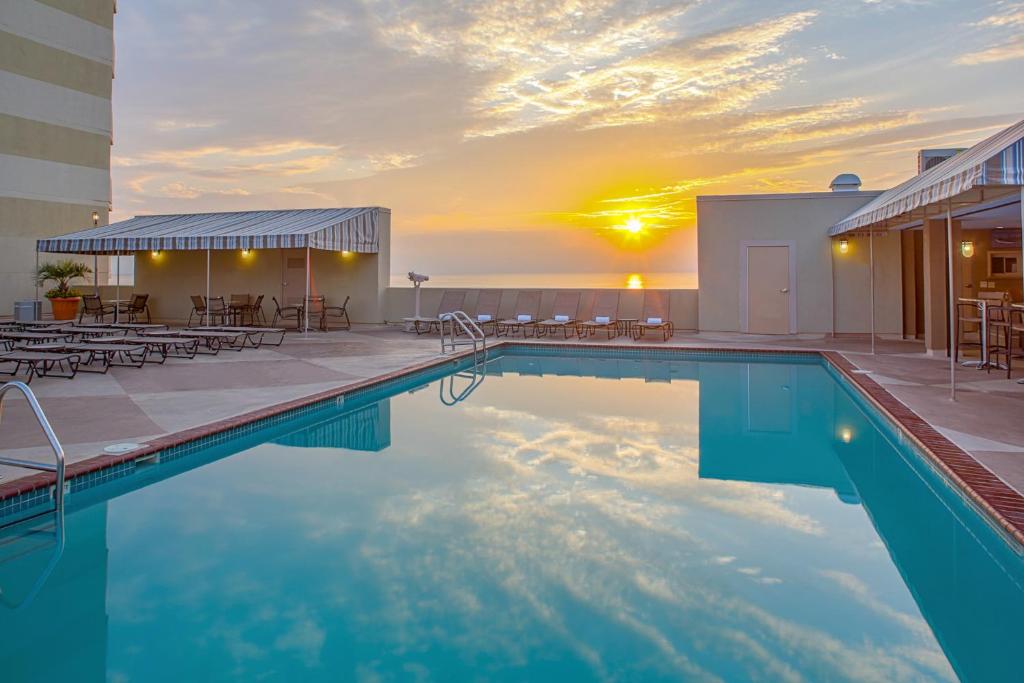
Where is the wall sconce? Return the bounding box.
[91,211,99,226]
[151,250,161,257]
[839,427,853,444]
[960,240,975,258]
[838,238,849,254]
[241,249,251,256]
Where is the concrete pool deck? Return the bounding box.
[2,325,1024,505]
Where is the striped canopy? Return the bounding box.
[37,207,387,254]
[829,119,1024,236]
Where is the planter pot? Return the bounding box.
[49,296,81,321]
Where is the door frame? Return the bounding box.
[740,240,797,334]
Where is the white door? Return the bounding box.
[746,245,792,334]
[281,250,308,306]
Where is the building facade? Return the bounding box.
[0,0,114,314]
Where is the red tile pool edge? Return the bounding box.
[4,341,1023,549]
[821,351,1024,549]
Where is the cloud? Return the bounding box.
[956,36,1024,65]
[956,2,1024,64]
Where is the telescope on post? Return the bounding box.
[408,272,429,320]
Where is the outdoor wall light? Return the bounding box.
[151,250,161,257]
[241,249,252,256]
[839,427,853,444]
[91,211,99,226]
[838,238,849,254]
[960,240,975,258]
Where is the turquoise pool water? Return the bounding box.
[1,350,1022,682]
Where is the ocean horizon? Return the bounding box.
[389,271,698,289]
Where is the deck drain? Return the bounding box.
[104,443,143,455]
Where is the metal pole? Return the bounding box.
[1019,187,1023,384]
[206,248,211,324]
[946,201,956,401]
[114,250,121,323]
[34,248,39,311]
[93,212,99,294]
[304,245,311,334]
[869,230,876,355]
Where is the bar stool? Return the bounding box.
[955,300,983,365]
[986,304,1012,378]
[1010,307,1024,382]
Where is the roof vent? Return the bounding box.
[829,173,862,192]
[917,148,966,174]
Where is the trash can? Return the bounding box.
[14,300,41,322]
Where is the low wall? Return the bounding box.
[384,287,699,330]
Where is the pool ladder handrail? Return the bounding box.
[0,381,66,513]
[440,311,487,366]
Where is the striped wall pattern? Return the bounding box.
[829,119,1024,235]
[38,207,386,254]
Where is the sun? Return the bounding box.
[625,217,643,233]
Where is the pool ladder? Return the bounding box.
[0,381,66,514]
[438,311,488,405]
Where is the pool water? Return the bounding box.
[1,350,1022,682]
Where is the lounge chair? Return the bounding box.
[537,291,582,338]
[468,290,502,336]
[405,290,467,335]
[0,350,81,382]
[633,290,675,341]
[496,291,542,338]
[578,291,621,339]
[79,294,115,323]
[188,295,207,327]
[250,294,267,326]
[271,296,302,330]
[120,293,151,324]
[322,295,351,331]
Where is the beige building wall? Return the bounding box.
[696,191,905,335]
[0,0,114,315]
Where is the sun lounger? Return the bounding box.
[59,324,129,340]
[633,290,675,341]
[404,290,468,335]
[26,342,149,373]
[194,326,287,348]
[468,290,502,336]
[578,291,621,339]
[120,335,200,362]
[0,350,81,382]
[537,291,582,338]
[496,291,542,338]
[0,331,73,345]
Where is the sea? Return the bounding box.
[389,272,698,289]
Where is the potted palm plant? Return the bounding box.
[36,259,92,320]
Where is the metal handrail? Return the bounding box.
[0,382,65,512]
[439,311,487,364]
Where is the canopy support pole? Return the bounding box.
[206,249,211,325]
[1019,187,1023,384]
[93,255,98,295]
[34,248,39,308]
[304,245,311,334]
[869,230,876,355]
[114,251,121,323]
[946,201,956,401]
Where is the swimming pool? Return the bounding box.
[1,348,1021,682]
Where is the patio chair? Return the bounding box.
[496,291,542,338]
[120,293,151,324]
[536,291,581,338]
[578,291,620,339]
[188,295,207,327]
[322,295,351,331]
[250,294,267,326]
[271,296,302,330]
[206,296,230,326]
[79,294,115,323]
[470,290,502,336]
[304,296,326,332]
[633,290,675,341]
[408,290,467,334]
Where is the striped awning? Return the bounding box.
[37,207,387,254]
[829,119,1024,236]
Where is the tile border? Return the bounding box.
[3,340,1023,550]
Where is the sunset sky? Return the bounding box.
[110,0,1024,278]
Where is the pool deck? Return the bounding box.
[3,325,1024,517]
